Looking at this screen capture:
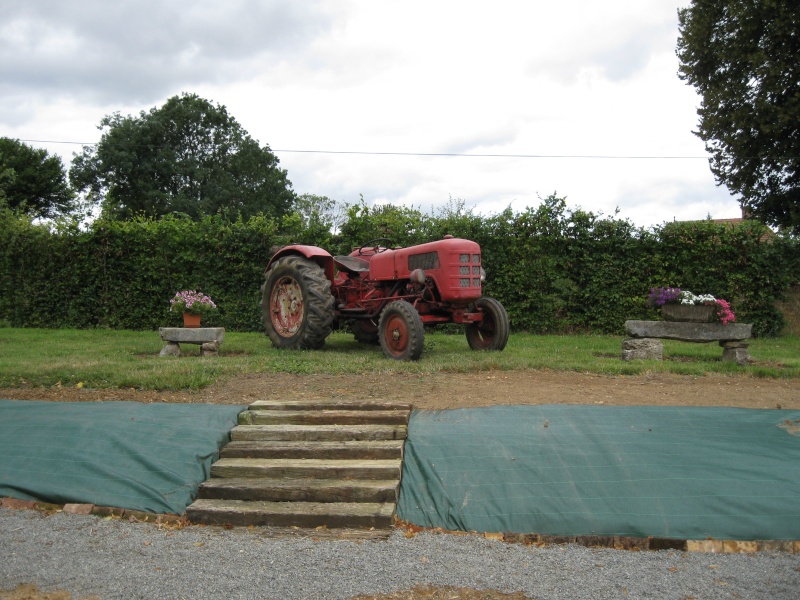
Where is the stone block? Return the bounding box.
[723,540,758,553]
[721,346,751,365]
[201,341,220,356]
[1,497,37,510]
[686,539,724,553]
[63,503,94,515]
[621,338,663,361]
[756,540,794,553]
[159,342,181,357]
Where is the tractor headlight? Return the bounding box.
[480,267,486,282]
[410,268,427,284]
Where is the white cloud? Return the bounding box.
[1,0,743,228]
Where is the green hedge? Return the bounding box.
[2,197,798,336]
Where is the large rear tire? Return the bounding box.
[261,256,335,350]
[378,301,425,361]
[466,297,510,351]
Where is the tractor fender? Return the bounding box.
[266,245,335,282]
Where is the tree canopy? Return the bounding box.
[70,93,296,221]
[0,138,74,219]
[677,0,800,231]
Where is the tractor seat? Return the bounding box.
[334,255,371,274]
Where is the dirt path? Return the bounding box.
[1,370,797,410]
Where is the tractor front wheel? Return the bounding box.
[466,297,510,351]
[261,255,335,350]
[378,301,425,361]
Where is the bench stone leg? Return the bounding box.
[622,338,663,361]
[201,341,220,357]
[720,341,751,366]
[160,342,181,357]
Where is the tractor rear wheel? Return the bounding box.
[466,297,510,351]
[378,301,425,361]
[261,255,334,350]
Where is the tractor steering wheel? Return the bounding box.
[357,238,394,255]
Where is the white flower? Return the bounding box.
[678,290,716,305]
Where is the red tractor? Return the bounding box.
[260,236,510,360]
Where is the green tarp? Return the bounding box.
[397,405,800,540]
[0,400,244,514]
[4,400,800,539]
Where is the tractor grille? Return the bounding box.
[409,251,440,270]
[456,252,481,288]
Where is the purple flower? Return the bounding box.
[646,287,682,308]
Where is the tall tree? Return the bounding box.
[677,0,800,231]
[0,138,74,219]
[70,93,296,220]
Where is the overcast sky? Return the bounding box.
[1,0,743,228]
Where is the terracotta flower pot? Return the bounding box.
[183,312,201,328]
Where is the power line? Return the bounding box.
[17,138,711,160]
[272,149,711,159]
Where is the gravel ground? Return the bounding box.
[2,509,799,600]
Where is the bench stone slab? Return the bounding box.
[159,327,225,344]
[624,320,751,342]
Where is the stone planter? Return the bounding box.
[661,304,715,323]
[183,312,202,328]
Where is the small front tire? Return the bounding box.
[466,297,510,351]
[378,301,425,361]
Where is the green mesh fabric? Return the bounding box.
[0,400,243,514]
[398,405,800,540]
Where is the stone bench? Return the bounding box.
[622,320,753,365]
[159,327,225,357]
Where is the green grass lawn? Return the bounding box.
[0,328,798,390]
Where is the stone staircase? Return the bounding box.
[185,399,412,529]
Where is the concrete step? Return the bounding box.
[220,439,405,460]
[230,424,407,442]
[185,399,411,530]
[197,477,399,503]
[238,409,410,426]
[247,400,413,412]
[186,499,396,529]
[210,458,402,480]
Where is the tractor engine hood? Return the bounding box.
[369,237,484,302]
